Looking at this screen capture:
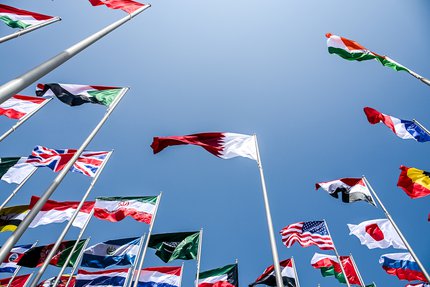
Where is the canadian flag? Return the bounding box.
[347,219,406,249]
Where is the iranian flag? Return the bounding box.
[198,264,238,287]
[0,157,36,184]
[311,253,361,285]
[0,95,48,120]
[94,196,158,224]
[0,4,54,29]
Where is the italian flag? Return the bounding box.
[94,196,158,224]
[0,4,54,29]
[0,95,48,120]
[311,253,360,285]
[198,264,238,287]
[0,157,36,184]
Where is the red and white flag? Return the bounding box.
[0,274,31,287]
[88,0,146,14]
[0,95,48,120]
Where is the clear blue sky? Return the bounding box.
[0,0,429,286]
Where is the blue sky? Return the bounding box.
[0,0,429,286]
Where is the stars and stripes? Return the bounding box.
[280,221,334,250]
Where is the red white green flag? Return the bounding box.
[198,264,238,287]
[311,253,361,285]
[0,4,55,29]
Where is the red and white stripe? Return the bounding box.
[0,4,53,27]
[0,95,47,120]
[280,222,334,250]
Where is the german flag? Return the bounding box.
[397,166,430,199]
[0,205,29,232]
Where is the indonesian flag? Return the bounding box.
[0,4,54,29]
[0,274,31,287]
[347,219,406,250]
[28,196,95,229]
[151,132,258,161]
[397,165,430,199]
[364,107,430,142]
[379,253,427,282]
[198,264,238,287]
[310,253,361,285]
[249,259,297,287]
[88,0,146,14]
[0,95,48,120]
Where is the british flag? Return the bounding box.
[280,220,334,250]
[26,146,110,177]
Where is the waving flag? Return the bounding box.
[37,275,76,287]
[135,266,182,287]
[148,232,200,263]
[198,264,238,287]
[406,284,430,287]
[363,107,430,142]
[311,253,360,284]
[0,157,36,184]
[397,166,430,199]
[379,253,426,281]
[151,132,257,161]
[88,0,146,14]
[0,244,33,273]
[249,259,296,287]
[0,95,48,120]
[0,205,29,232]
[75,268,129,287]
[316,177,375,205]
[280,221,334,250]
[0,4,54,29]
[0,274,31,287]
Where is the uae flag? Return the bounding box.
[148,231,200,263]
[0,205,29,232]
[0,157,36,184]
[311,253,361,285]
[36,83,124,107]
[93,196,157,224]
[28,196,95,229]
[0,95,48,120]
[198,264,238,287]
[0,274,31,287]
[315,177,375,206]
[0,4,54,29]
[37,275,76,287]
[88,0,146,14]
[151,132,257,161]
[397,166,430,199]
[249,259,296,287]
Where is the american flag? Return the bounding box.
[280,221,334,250]
[26,146,109,177]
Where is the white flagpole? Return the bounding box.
[323,220,351,287]
[21,273,34,287]
[6,240,38,287]
[291,257,300,287]
[25,151,114,287]
[0,97,53,142]
[125,234,147,287]
[349,253,365,287]
[0,168,37,211]
[64,238,91,287]
[0,87,128,263]
[412,119,430,137]
[406,68,430,87]
[363,176,430,282]
[254,135,284,287]
[123,269,133,287]
[131,193,163,287]
[0,17,61,44]
[195,228,203,287]
[179,263,184,287]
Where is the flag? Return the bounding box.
[347,218,406,249]
[151,132,257,161]
[0,205,29,232]
[81,237,140,268]
[37,275,76,287]
[88,0,146,14]
[26,146,109,177]
[0,4,54,29]
[0,244,32,273]
[0,157,37,184]
[0,274,31,287]
[148,231,200,263]
[50,240,87,267]
[75,268,129,287]
[310,253,361,284]
[280,221,334,250]
[135,266,182,287]
[198,264,238,287]
[0,95,48,120]
[397,166,430,199]
[29,196,95,229]
[315,177,375,205]
[406,284,430,287]
[93,196,157,224]
[363,107,430,142]
[36,83,124,107]
[249,259,296,287]
[379,253,427,281]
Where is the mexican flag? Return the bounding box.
[198,264,238,287]
[311,253,360,284]
[148,231,200,263]
[0,4,54,29]
[0,95,48,120]
[0,157,37,184]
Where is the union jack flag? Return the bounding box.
[26,146,109,177]
[280,220,334,250]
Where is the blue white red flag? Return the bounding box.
[75,268,129,287]
[0,244,32,273]
[280,221,334,250]
[135,266,182,287]
[379,253,427,281]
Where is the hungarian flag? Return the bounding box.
[0,157,36,184]
[151,132,257,161]
[0,4,54,29]
[88,0,146,14]
[0,205,29,232]
[135,266,182,287]
[37,275,76,287]
[0,244,33,273]
[249,259,296,287]
[315,177,375,206]
[363,107,430,142]
[311,253,361,284]
[379,253,427,282]
[0,274,31,287]
[0,95,48,120]
[397,166,430,199]
[93,196,157,224]
[36,83,124,107]
[198,264,238,287]
[148,231,200,263]
[28,196,95,229]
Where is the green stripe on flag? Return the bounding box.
[328,47,376,62]
[320,266,346,284]
[0,157,21,178]
[96,196,158,205]
[88,89,123,106]
[51,240,86,267]
[199,264,236,279]
[0,16,31,29]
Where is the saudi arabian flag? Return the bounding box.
[148,231,200,263]
[0,157,36,184]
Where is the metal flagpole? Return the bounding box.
[125,234,146,287]
[0,168,37,211]
[291,257,300,287]
[349,253,365,287]
[195,228,203,287]
[6,240,38,287]
[412,119,430,136]
[323,220,351,287]
[0,87,128,263]
[0,17,61,44]
[0,97,53,142]
[254,135,284,287]
[25,151,114,287]
[21,273,34,287]
[179,263,184,287]
[64,238,91,287]
[407,69,430,87]
[123,269,133,287]
[131,193,163,287]
[363,176,430,282]
[0,5,149,105]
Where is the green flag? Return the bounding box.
[366,284,377,287]
[148,231,200,263]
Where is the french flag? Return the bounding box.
[364,107,430,142]
[135,266,182,287]
[379,253,427,282]
[75,268,129,287]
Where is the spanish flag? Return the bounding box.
[397,166,430,199]
[0,205,29,232]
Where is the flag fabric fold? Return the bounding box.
[37,275,76,287]
[0,157,36,184]
[148,232,200,263]
[310,253,361,284]
[0,244,33,273]
[249,259,296,287]
[0,4,54,29]
[75,268,129,287]
[135,266,182,287]
[280,221,334,250]
[0,95,48,120]
[0,205,29,232]
[198,264,238,287]
[0,274,31,287]
[315,177,375,205]
[379,253,427,282]
[397,166,430,199]
[88,0,146,14]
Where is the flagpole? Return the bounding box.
[131,192,163,287]
[407,68,430,87]
[0,97,53,142]
[363,176,430,282]
[195,228,203,287]
[22,273,34,287]
[0,87,128,263]
[25,151,114,287]
[291,257,300,287]
[125,233,147,287]
[0,168,37,211]
[254,135,284,287]
[349,253,365,287]
[64,238,91,287]
[0,5,149,105]
[323,220,351,287]
[179,263,184,287]
[6,240,38,287]
[412,119,430,137]
[0,17,61,44]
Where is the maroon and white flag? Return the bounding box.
[0,95,48,120]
